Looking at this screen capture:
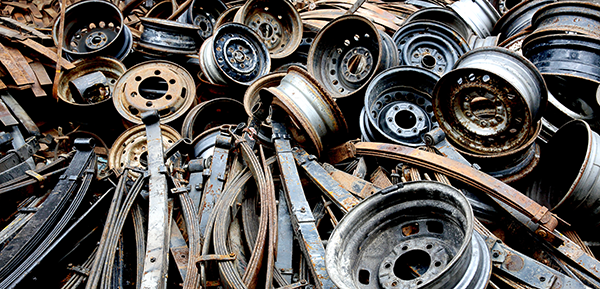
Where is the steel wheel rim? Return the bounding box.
[186,0,227,40]
[137,18,202,56]
[307,15,384,99]
[113,60,196,124]
[393,22,470,76]
[108,124,180,178]
[233,0,303,59]
[433,47,547,154]
[266,66,347,155]
[364,66,440,146]
[180,97,246,140]
[53,0,132,60]
[325,180,491,289]
[57,56,126,106]
[449,0,500,38]
[199,23,271,86]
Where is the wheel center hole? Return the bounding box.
[395,110,417,129]
[421,54,436,69]
[92,36,102,44]
[348,54,367,75]
[258,23,274,38]
[139,76,168,100]
[470,96,496,119]
[394,249,431,280]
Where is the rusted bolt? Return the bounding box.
[300,207,306,213]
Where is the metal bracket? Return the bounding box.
[195,253,237,269]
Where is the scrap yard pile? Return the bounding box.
[2,0,600,288]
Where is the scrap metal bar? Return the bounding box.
[276,190,294,284]
[0,92,40,136]
[140,111,170,289]
[486,237,588,289]
[353,142,560,233]
[272,121,335,289]
[292,147,359,214]
[198,128,232,239]
[169,221,189,281]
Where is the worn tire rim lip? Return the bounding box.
[181,97,245,140]
[113,60,196,124]
[199,23,271,86]
[244,72,286,117]
[308,15,383,99]
[57,56,126,106]
[449,0,500,38]
[108,124,180,178]
[456,121,541,183]
[522,31,600,86]
[405,7,474,41]
[492,0,558,42]
[53,0,131,60]
[531,1,600,38]
[233,0,302,59]
[433,47,547,154]
[394,22,470,76]
[325,180,491,289]
[266,66,348,156]
[137,17,202,55]
[364,66,440,146]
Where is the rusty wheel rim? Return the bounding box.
[113,60,196,124]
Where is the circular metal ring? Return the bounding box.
[199,23,271,86]
[53,0,132,61]
[180,97,246,140]
[265,66,348,156]
[498,29,531,55]
[449,0,501,38]
[543,75,600,131]
[57,56,126,106]
[492,0,558,43]
[457,121,541,183]
[215,5,241,31]
[405,7,474,41]
[190,126,221,159]
[145,0,173,18]
[233,0,303,59]
[363,66,440,146]
[393,22,470,76]
[137,17,202,56]
[326,180,491,289]
[537,120,600,226]
[186,0,227,40]
[523,31,600,87]
[113,60,196,124]
[307,15,390,99]
[531,1,600,38]
[244,72,285,117]
[433,46,547,154]
[108,124,181,178]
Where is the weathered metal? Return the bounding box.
[535,120,600,226]
[272,120,336,289]
[326,181,492,289]
[362,66,439,146]
[181,97,245,140]
[108,124,180,178]
[492,0,558,43]
[531,1,600,38]
[308,15,395,99]
[433,46,547,155]
[139,111,170,289]
[137,18,201,56]
[265,66,348,156]
[199,22,271,86]
[449,0,501,38]
[186,0,227,40]
[234,0,303,59]
[393,21,470,76]
[52,0,132,61]
[405,7,473,41]
[112,60,196,124]
[522,32,600,87]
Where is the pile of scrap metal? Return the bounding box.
[1,0,600,288]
